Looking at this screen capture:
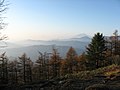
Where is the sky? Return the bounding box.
[2,0,120,41]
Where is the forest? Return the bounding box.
[0,31,120,90]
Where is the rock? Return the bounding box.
[85,84,109,90]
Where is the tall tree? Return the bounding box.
[66,47,77,74]
[49,48,61,78]
[110,30,120,55]
[0,52,8,84]
[8,59,18,84]
[86,33,106,70]
[35,52,48,80]
[107,30,120,65]
[18,53,33,84]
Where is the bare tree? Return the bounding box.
[0,0,8,36]
[0,0,8,48]
[18,53,33,84]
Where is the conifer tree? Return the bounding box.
[49,48,61,78]
[77,53,86,72]
[18,53,33,84]
[108,30,120,65]
[0,52,8,84]
[8,59,18,84]
[66,47,77,74]
[86,33,106,70]
[35,52,48,80]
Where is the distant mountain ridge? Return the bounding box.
[1,45,84,61]
[73,33,91,38]
[16,34,91,46]
[0,34,91,61]
[70,36,91,42]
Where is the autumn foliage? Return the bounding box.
[0,32,120,85]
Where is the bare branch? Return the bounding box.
[0,0,9,44]
[0,35,8,40]
[0,0,8,13]
[0,0,5,6]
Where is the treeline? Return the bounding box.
[0,31,120,85]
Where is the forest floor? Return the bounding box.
[0,75,120,90]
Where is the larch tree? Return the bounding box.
[0,52,8,84]
[60,59,67,76]
[108,30,120,65]
[66,47,78,74]
[35,52,48,80]
[18,53,33,84]
[8,59,18,84]
[77,53,86,72]
[49,48,61,78]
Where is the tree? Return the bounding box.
[0,0,8,41]
[0,52,8,84]
[76,53,86,72]
[66,47,78,74]
[60,59,67,76]
[35,52,49,80]
[0,0,8,84]
[106,30,120,65]
[18,53,33,84]
[49,48,61,78]
[86,33,106,70]
[8,59,18,84]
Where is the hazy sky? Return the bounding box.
[3,0,120,41]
